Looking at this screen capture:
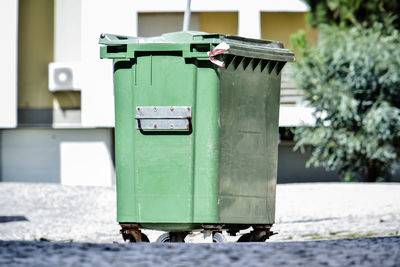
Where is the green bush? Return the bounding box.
[303,0,400,29]
[292,24,400,182]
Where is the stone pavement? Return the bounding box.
[1,182,399,243]
[1,182,399,266]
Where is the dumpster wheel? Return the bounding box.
[156,232,188,243]
[120,225,149,243]
[237,226,273,242]
[212,232,226,243]
[122,232,149,243]
[237,233,268,242]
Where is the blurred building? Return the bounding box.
[0,0,346,186]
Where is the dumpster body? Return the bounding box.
[100,32,294,242]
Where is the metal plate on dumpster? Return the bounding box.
[135,106,192,130]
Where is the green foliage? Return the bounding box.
[289,29,310,60]
[303,0,400,29]
[292,24,400,182]
[342,171,356,182]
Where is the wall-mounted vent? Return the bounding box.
[48,62,81,92]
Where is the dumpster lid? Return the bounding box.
[99,31,295,62]
[99,31,215,45]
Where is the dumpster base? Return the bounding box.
[120,223,273,243]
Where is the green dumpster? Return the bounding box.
[99,31,295,242]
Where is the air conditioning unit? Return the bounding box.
[48,62,81,92]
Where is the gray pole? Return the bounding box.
[183,0,191,31]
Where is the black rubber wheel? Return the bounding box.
[212,232,226,243]
[255,234,269,242]
[237,232,268,242]
[123,233,150,243]
[141,233,150,242]
[156,232,187,243]
[156,233,171,243]
[237,233,251,242]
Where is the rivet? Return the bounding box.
[170,106,174,111]
[170,124,174,129]
[153,124,158,129]
[153,107,157,112]
[187,107,191,111]
[137,107,141,111]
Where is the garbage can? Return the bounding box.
[99,31,295,242]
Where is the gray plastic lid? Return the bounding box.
[99,31,295,62]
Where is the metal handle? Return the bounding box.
[135,106,192,131]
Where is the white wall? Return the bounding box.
[136,0,308,12]
[60,140,114,186]
[77,0,309,128]
[279,107,315,127]
[135,0,308,39]
[54,0,81,62]
[1,129,114,186]
[138,12,200,37]
[80,0,137,128]
[0,0,18,128]
[0,0,309,130]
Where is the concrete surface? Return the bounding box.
[1,237,400,267]
[0,182,399,266]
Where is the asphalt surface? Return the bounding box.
[1,182,400,266]
[1,237,400,267]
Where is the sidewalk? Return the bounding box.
[0,182,399,243]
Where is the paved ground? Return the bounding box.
[1,237,400,267]
[1,182,399,243]
[1,182,400,266]
[273,183,400,241]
